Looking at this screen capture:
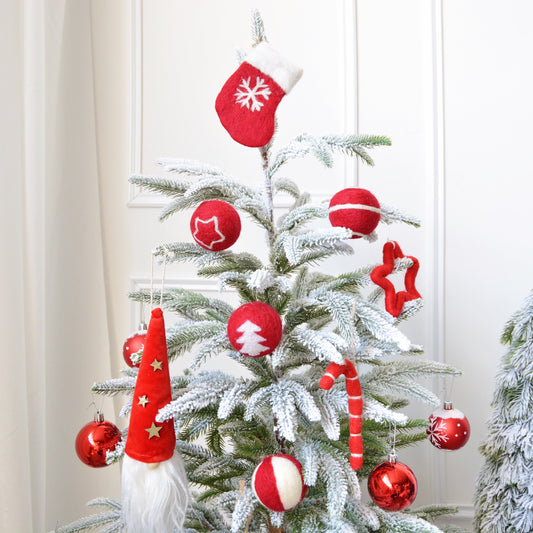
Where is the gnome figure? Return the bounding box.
[122,307,189,533]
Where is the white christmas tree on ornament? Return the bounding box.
[236,320,269,356]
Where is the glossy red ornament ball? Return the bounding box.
[252,454,307,512]
[122,327,147,367]
[328,188,381,239]
[427,402,470,451]
[227,302,283,357]
[367,456,418,511]
[190,200,241,251]
[75,413,121,468]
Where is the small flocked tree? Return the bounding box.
[56,11,464,533]
[474,291,533,533]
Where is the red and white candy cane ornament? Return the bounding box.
[319,359,363,470]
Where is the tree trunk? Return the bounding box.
[267,516,284,533]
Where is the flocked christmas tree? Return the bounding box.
[58,11,467,533]
[474,291,533,533]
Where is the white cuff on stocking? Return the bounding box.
[246,42,303,94]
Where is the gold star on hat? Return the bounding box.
[150,358,163,371]
[145,422,162,439]
[138,395,149,408]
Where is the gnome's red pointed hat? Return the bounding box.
[125,307,175,463]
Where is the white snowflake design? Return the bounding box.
[427,417,450,449]
[234,76,272,112]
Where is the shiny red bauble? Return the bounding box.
[190,200,241,251]
[122,327,147,367]
[367,455,417,511]
[427,402,470,451]
[328,188,381,239]
[75,413,121,467]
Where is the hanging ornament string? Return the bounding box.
[149,248,170,310]
[150,251,155,310]
[445,374,456,405]
[138,299,145,329]
[388,421,398,459]
[89,396,105,419]
[349,299,357,365]
[239,479,252,533]
[160,249,170,307]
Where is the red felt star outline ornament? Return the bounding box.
[370,241,421,317]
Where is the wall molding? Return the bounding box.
[445,504,474,528]
[127,0,147,206]
[428,0,448,504]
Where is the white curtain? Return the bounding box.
[1,1,120,531]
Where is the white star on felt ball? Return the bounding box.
[190,200,241,251]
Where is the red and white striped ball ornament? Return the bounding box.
[328,188,381,239]
[252,454,307,512]
[427,402,470,451]
[190,200,241,251]
[227,302,282,357]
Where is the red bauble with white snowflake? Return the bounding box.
[75,412,121,468]
[328,188,381,239]
[227,301,282,357]
[122,324,147,367]
[427,402,470,451]
[252,454,307,512]
[367,454,417,511]
[190,200,241,251]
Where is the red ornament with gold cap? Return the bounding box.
[121,307,189,533]
[75,411,121,468]
[367,452,418,511]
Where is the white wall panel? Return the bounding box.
[443,0,533,514]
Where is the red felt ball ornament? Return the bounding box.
[190,200,241,251]
[328,188,381,239]
[75,412,121,468]
[367,454,417,511]
[227,301,282,357]
[122,323,148,367]
[252,454,307,512]
[427,402,470,451]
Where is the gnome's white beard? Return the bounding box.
[121,453,189,533]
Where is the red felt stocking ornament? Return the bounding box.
[215,42,303,147]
